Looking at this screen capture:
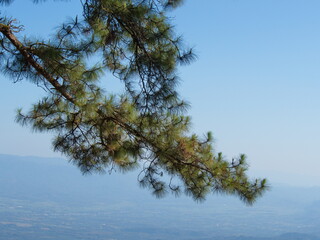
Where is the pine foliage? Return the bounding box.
[0,0,267,204]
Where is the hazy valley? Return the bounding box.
[1,154,320,240]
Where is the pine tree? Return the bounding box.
[0,0,267,204]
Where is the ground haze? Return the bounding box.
[1,154,320,239]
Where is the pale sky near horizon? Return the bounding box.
[1,0,320,187]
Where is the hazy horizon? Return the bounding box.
[0,152,317,188]
[1,154,320,240]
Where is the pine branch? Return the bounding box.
[0,3,268,203]
[0,23,75,103]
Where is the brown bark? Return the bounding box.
[0,23,75,104]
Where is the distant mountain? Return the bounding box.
[1,154,320,240]
[0,154,145,204]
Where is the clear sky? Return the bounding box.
[1,0,320,187]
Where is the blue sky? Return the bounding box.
[1,0,320,186]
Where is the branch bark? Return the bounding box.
[0,23,75,104]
